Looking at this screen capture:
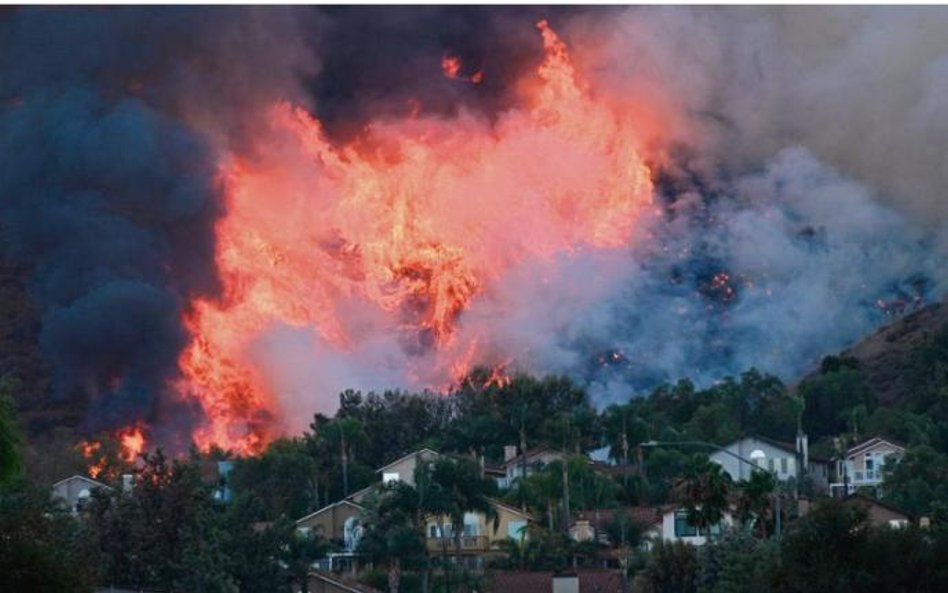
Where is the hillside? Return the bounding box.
[797,301,948,406]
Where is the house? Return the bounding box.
[710,434,830,492]
[569,507,663,546]
[199,459,235,502]
[51,474,113,514]
[297,500,366,551]
[643,506,735,547]
[424,498,534,566]
[499,444,568,489]
[830,436,905,497]
[842,493,912,528]
[377,448,441,487]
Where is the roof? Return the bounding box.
[296,499,365,525]
[487,497,536,522]
[51,474,113,491]
[573,506,664,528]
[346,485,375,503]
[842,493,912,521]
[847,436,906,457]
[485,570,624,593]
[502,444,568,468]
[309,571,381,593]
[717,435,830,464]
[376,448,441,474]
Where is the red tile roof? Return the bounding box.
[485,571,625,593]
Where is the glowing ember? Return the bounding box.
[178,20,654,452]
[442,54,484,85]
[441,55,462,79]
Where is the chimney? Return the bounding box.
[552,574,579,593]
[122,473,134,492]
[504,445,518,463]
[796,431,809,470]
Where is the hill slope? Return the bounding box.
[798,301,948,406]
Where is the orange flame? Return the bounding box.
[117,425,146,464]
[78,440,106,479]
[178,21,654,453]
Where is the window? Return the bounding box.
[780,457,788,474]
[507,520,527,540]
[674,511,698,537]
[463,513,480,536]
[382,472,400,484]
[428,524,441,538]
[768,458,775,472]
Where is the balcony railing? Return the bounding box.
[852,469,882,483]
[425,535,490,553]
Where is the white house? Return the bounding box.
[830,436,905,497]
[642,506,735,547]
[51,474,112,514]
[710,435,830,492]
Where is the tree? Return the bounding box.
[695,530,777,593]
[883,445,948,516]
[311,415,367,498]
[358,484,426,593]
[430,456,499,565]
[772,500,870,593]
[281,523,329,593]
[229,437,319,521]
[735,470,776,538]
[678,455,732,536]
[643,540,699,593]
[0,376,22,484]
[0,477,95,592]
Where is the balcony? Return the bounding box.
[851,469,882,484]
[425,535,490,554]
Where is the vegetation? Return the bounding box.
[7,301,948,590]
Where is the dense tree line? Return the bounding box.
[4,324,948,590]
[642,501,948,593]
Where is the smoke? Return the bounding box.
[0,7,316,435]
[567,6,948,225]
[469,146,943,404]
[2,6,947,443]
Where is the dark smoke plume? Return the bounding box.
[0,7,316,435]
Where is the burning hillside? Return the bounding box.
[179,21,654,453]
[2,7,947,457]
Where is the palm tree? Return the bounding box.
[430,457,499,566]
[678,455,732,537]
[358,482,425,593]
[736,469,776,538]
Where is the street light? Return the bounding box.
[640,440,782,539]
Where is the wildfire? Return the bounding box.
[78,440,106,479]
[178,20,654,452]
[77,423,146,478]
[117,424,146,464]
